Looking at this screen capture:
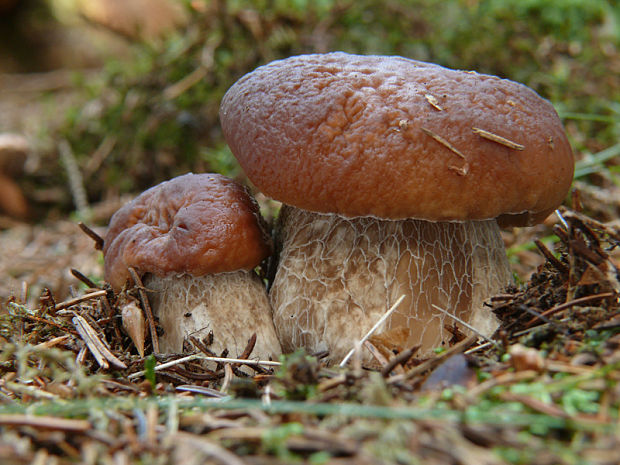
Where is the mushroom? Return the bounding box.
[219,53,574,362]
[0,133,29,220]
[103,173,282,360]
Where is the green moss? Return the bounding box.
[49,0,617,213]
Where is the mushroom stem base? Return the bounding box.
[145,271,281,360]
[270,206,512,363]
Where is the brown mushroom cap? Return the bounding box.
[220,53,574,225]
[103,173,272,290]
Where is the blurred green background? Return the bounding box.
[1,0,618,220]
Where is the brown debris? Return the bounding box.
[121,300,146,357]
[0,221,104,306]
[77,222,105,251]
[421,127,467,160]
[54,290,108,312]
[509,344,545,372]
[472,127,525,150]
[492,206,619,345]
[127,266,160,354]
[389,335,478,384]
[380,346,420,376]
[424,93,444,111]
[0,205,618,464]
[0,415,91,432]
[73,314,127,370]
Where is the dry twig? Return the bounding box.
[73,314,127,369]
[472,127,524,150]
[128,267,160,353]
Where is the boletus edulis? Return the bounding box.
[220,53,574,362]
[103,173,282,360]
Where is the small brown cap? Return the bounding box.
[220,53,574,226]
[103,173,272,291]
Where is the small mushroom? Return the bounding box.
[103,173,282,359]
[0,133,29,220]
[220,53,574,362]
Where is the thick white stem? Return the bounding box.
[270,206,512,362]
[145,271,281,360]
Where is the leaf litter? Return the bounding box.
[0,202,619,464]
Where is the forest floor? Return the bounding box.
[1,153,619,465]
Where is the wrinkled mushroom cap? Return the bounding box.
[103,173,272,290]
[220,53,574,226]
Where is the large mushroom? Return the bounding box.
[220,53,574,362]
[103,173,282,360]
